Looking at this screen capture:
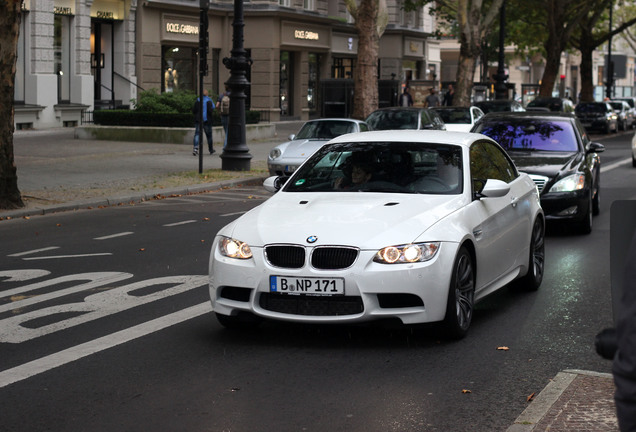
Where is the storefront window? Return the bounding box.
[308,53,320,115]
[54,14,72,103]
[280,51,292,116]
[162,46,197,93]
[332,57,354,79]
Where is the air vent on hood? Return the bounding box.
[384,202,400,206]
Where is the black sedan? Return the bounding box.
[365,107,446,131]
[472,112,604,234]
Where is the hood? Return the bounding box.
[506,151,581,178]
[280,139,330,159]
[225,192,466,249]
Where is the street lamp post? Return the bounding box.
[197,0,209,174]
[221,0,252,171]
[493,0,508,100]
[606,1,614,100]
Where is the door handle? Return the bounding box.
[510,196,519,207]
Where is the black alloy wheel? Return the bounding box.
[442,246,475,339]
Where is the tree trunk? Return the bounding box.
[454,40,479,106]
[538,44,562,98]
[578,43,595,103]
[0,0,23,209]
[352,0,380,120]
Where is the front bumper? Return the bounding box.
[540,189,590,222]
[209,238,459,325]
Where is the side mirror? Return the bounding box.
[588,141,605,153]
[289,134,296,140]
[263,176,287,193]
[478,179,510,198]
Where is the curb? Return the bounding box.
[0,176,269,220]
[506,370,615,431]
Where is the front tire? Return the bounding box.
[577,191,593,235]
[516,217,545,291]
[442,246,475,339]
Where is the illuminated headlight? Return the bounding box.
[374,242,440,264]
[269,148,282,160]
[549,174,585,192]
[219,237,253,259]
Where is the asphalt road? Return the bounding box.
[1,129,635,431]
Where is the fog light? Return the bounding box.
[556,206,578,216]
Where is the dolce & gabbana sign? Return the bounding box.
[162,15,200,42]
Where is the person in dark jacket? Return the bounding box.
[193,89,215,155]
[614,229,636,431]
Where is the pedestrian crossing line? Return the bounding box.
[8,247,60,257]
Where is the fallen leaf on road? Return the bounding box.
[462,389,472,394]
[203,217,210,221]
[497,346,509,351]
[23,216,30,220]
[139,248,146,252]
[527,392,535,402]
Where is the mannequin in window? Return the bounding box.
[165,67,178,92]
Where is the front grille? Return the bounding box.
[259,292,363,316]
[528,174,549,194]
[311,247,359,270]
[265,245,305,268]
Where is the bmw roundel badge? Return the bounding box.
[306,235,318,244]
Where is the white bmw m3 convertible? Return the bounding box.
[209,130,545,339]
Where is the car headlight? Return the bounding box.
[219,236,253,259]
[549,174,586,192]
[269,148,282,160]
[374,242,440,264]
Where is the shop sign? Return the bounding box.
[90,0,123,20]
[166,22,199,35]
[54,0,74,15]
[294,30,319,41]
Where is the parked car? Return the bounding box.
[574,101,618,134]
[209,130,545,339]
[474,99,525,113]
[268,118,370,176]
[609,100,634,130]
[612,97,636,120]
[430,106,485,132]
[472,112,604,234]
[526,97,575,113]
[631,132,636,167]
[365,107,446,131]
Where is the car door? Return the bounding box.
[468,141,534,294]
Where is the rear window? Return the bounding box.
[473,120,579,152]
[576,103,605,113]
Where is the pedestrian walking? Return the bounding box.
[425,87,441,108]
[398,87,414,107]
[193,89,215,155]
[217,85,231,149]
[443,84,455,106]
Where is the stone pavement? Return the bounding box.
[507,370,618,431]
[2,124,622,432]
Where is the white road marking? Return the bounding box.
[94,232,134,240]
[22,253,112,260]
[0,302,211,389]
[8,247,60,257]
[0,272,133,313]
[0,269,51,282]
[163,220,197,227]
[0,275,208,342]
[601,157,631,173]
[220,211,248,217]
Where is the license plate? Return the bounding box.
[284,165,297,173]
[270,275,344,295]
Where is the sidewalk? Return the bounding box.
[507,370,617,431]
[1,126,622,432]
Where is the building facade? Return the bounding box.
[14,0,440,128]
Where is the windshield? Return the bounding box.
[282,141,463,195]
[576,103,605,113]
[434,108,471,124]
[365,110,419,130]
[474,120,579,152]
[609,102,624,110]
[295,120,357,140]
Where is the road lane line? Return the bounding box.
[163,220,197,227]
[220,211,248,217]
[8,247,60,257]
[94,232,134,240]
[22,253,113,260]
[0,302,211,389]
[601,157,631,173]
